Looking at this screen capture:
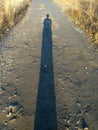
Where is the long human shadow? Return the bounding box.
[34,15,57,130]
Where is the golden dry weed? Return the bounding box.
[0,0,30,37]
[54,0,98,45]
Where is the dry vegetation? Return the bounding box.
[54,0,98,45]
[0,0,31,38]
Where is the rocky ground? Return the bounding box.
[0,0,98,130]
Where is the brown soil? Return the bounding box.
[0,0,98,130]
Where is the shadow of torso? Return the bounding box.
[43,17,52,43]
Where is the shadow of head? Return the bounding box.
[46,14,49,18]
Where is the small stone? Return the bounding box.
[13,90,18,95]
[66,128,69,130]
[76,120,80,125]
[85,67,88,70]
[8,96,12,99]
[65,113,70,120]
[84,128,89,130]
[61,81,64,84]
[6,28,9,32]
[0,88,3,95]
[85,105,91,113]
[77,102,81,107]
[8,101,20,114]
[44,64,48,73]
[86,72,89,74]
[9,116,17,123]
[1,86,6,91]
[1,61,6,66]
[67,120,70,124]
[74,127,78,130]
[6,112,12,117]
[4,121,8,126]
[44,64,48,68]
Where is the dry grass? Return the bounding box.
[0,0,31,38]
[54,0,98,45]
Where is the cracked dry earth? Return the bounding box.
[0,0,98,130]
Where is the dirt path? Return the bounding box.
[0,0,98,130]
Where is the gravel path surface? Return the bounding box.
[0,0,98,130]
